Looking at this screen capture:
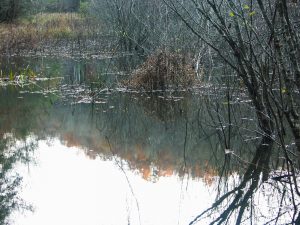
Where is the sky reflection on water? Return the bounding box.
[13,139,214,225]
[1,55,298,224]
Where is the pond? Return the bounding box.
[0,56,297,225]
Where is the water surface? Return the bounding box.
[0,56,296,225]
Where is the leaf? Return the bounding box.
[27,68,36,79]
[243,5,250,10]
[229,11,235,17]
[281,88,287,94]
[249,11,256,16]
[9,70,14,81]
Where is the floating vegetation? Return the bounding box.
[0,75,63,88]
[0,65,64,87]
[59,84,108,104]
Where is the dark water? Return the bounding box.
[0,56,297,225]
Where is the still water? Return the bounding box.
[0,56,297,225]
[13,140,214,225]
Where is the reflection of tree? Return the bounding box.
[0,55,126,88]
[3,79,299,223]
[189,134,300,225]
[0,85,261,182]
[187,87,300,224]
[0,134,34,225]
[93,93,228,179]
[134,92,191,122]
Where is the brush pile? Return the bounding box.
[124,50,196,90]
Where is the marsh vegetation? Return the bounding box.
[0,0,300,225]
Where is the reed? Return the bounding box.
[0,13,101,54]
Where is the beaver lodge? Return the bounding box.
[123,50,197,91]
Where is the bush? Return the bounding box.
[124,50,196,90]
[79,1,90,16]
[0,0,30,22]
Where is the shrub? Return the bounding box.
[0,0,31,22]
[124,50,196,90]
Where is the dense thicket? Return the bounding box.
[40,0,80,12]
[163,1,300,224]
[0,0,30,22]
[88,0,196,53]
[88,0,300,223]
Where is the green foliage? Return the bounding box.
[9,70,14,81]
[249,11,256,16]
[243,5,250,10]
[0,0,31,22]
[26,68,36,79]
[39,0,80,13]
[79,0,90,16]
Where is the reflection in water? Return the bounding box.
[0,55,140,89]
[190,136,274,225]
[13,140,216,225]
[0,56,299,224]
[0,134,34,225]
